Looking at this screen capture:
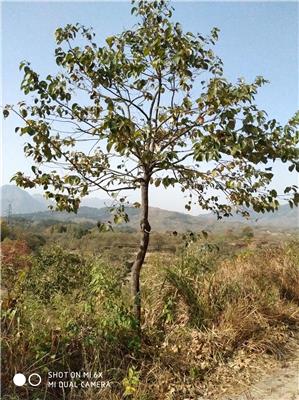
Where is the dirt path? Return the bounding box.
[224,349,299,400]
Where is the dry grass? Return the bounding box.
[138,240,299,399]
[2,240,299,399]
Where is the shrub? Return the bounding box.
[1,239,32,293]
[0,220,10,241]
[1,246,139,399]
[242,226,254,238]
[23,246,88,302]
[25,233,46,251]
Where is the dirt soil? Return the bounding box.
[224,348,299,400]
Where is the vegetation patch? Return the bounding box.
[2,228,298,399]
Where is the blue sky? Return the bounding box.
[1,1,298,214]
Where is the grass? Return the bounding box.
[1,237,299,399]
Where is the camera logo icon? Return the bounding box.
[13,373,26,386]
[13,373,42,387]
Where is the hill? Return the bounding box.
[0,185,46,214]
[1,185,298,232]
[0,185,107,215]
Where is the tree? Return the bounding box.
[3,0,298,329]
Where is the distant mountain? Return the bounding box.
[1,185,298,232]
[32,193,53,209]
[10,203,299,232]
[0,185,46,215]
[9,205,203,232]
[0,185,107,215]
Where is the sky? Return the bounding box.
[1,0,298,214]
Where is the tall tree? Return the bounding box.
[4,0,298,329]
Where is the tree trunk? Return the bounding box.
[131,177,151,332]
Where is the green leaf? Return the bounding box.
[21,109,28,118]
[19,61,27,71]
[106,142,113,152]
[154,179,161,187]
[106,36,115,47]
[3,109,9,118]
[114,214,124,224]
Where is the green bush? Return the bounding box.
[2,246,140,399]
[24,247,88,301]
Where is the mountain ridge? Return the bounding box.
[0,185,108,214]
[1,185,298,232]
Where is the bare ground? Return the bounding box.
[224,347,299,400]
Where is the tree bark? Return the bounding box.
[131,176,151,332]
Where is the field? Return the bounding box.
[1,219,299,399]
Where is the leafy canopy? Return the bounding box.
[4,0,299,219]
